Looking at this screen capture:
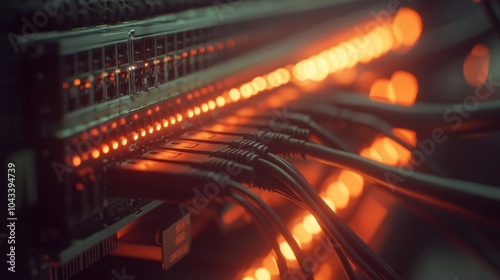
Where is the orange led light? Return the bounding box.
[190,49,197,55]
[176,113,183,122]
[208,100,216,110]
[120,136,128,146]
[194,106,201,115]
[147,126,154,134]
[216,96,226,107]
[187,109,194,118]
[62,82,69,90]
[155,122,162,131]
[255,268,271,280]
[74,78,81,86]
[279,241,296,260]
[71,155,81,167]
[111,122,118,129]
[201,103,209,112]
[75,182,84,191]
[303,214,321,235]
[229,88,241,102]
[91,148,100,159]
[111,140,119,150]
[169,116,176,125]
[199,46,206,53]
[130,132,138,141]
[162,119,169,128]
[251,77,267,92]
[182,51,188,57]
[101,144,110,154]
[81,153,89,161]
[240,84,253,98]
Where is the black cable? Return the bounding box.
[328,93,500,134]
[483,0,500,36]
[288,104,448,176]
[223,179,314,280]
[263,154,358,280]
[256,158,391,280]
[227,192,291,279]
[301,141,500,224]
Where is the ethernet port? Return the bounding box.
[156,36,166,55]
[92,48,103,71]
[145,38,155,60]
[118,43,128,65]
[105,46,116,68]
[134,39,144,62]
[78,51,89,74]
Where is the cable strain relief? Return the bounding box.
[230,138,270,156]
[202,158,256,185]
[213,147,260,166]
[254,131,306,159]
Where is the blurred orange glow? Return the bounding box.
[139,128,146,137]
[71,155,81,167]
[392,128,416,146]
[208,100,216,110]
[216,96,226,107]
[252,77,267,92]
[120,136,128,146]
[240,84,254,98]
[111,140,119,150]
[393,8,422,48]
[229,88,241,101]
[371,137,399,166]
[303,214,321,234]
[463,43,490,86]
[255,267,271,280]
[279,241,296,260]
[262,254,279,276]
[292,223,313,244]
[187,109,194,118]
[326,181,350,209]
[101,144,110,154]
[201,103,209,113]
[369,78,395,103]
[390,71,418,106]
[321,196,337,212]
[91,148,100,159]
[338,170,364,198]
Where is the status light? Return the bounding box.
[111,140,119,150]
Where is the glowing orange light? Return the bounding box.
[326,181,350,209]
[371,137,399,166]
[393,128,416,146]
[229,88,241,102]
[194,107,201,115]
[74,78,81,86]
[91,148,100,159]
[321,196,337,212]
[182,52,188,58]
[111,140,119,150]
[216,96,226,107]
[140,129,146,137]
[176,113,183,122]
[201,103,209,112]
[463,43,490,86]
[75,182,84,191]
[208,100,216,110]
[338,170,364,198]
[62,82,69,90]
[279,241,296,260]
[169,116,176,125]
[155,122,161,131]
[252,77,267,92]
[393,8,422,48]
[147,126,154,134]
[71,155,81,167]
[120,136,128,146]
[370,78,396,104]
[131,132,139,141]
[187,109,194,118]
[303,214,321,234]
[240,84,253,98]
[262,255,279,276]
[101,144,110,154]
[292,223,313,244]
[162,119,169,128]
[390,71,419,106]
[81,153,89,161]
[190,49,197,55]
[199,46,206,53]
[255,268,271,280]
